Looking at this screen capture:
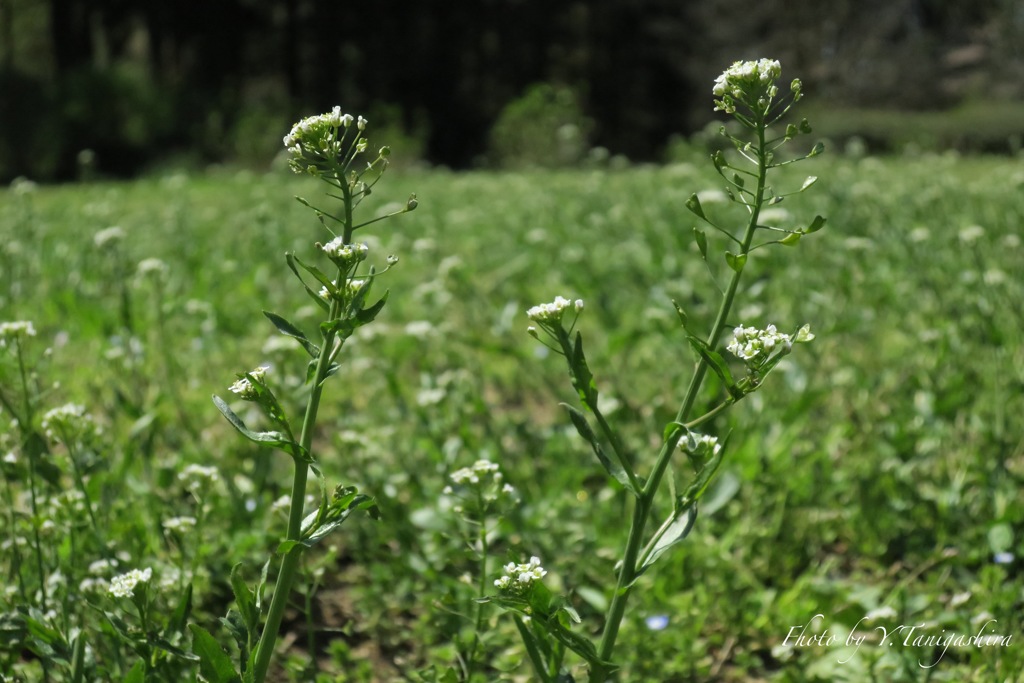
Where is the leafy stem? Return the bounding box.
[250,301,339,682]
[249,183,355,683]
[590,114,770,680]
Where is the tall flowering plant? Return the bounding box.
[198,108,416,683]
[501,59,825,681]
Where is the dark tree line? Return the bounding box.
[1,0,1021,180]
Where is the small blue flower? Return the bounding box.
[645,614,669,631]
[993,552,1014,565]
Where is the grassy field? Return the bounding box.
[2,150,1023,681]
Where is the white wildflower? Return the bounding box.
[178,464,220,493]
[109,567,153,598]
[41,403,96,441]
[958,225,985,243]
[713,59,783,113]
[136,258,169,278]
[319,239,369,266]
[726,323,792,362]
[526,296,574,324]
[94,226,126,248]
[0,321,36,347]
[162,516,197,534]
[865,605,898,621]
[228,365,269,400]
[494,556,547,594]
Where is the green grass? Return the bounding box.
[2,151,1022,682]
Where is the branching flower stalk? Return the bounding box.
[522,60,825,681]
[443,459,520,678]
[206,108,416,683]
[0,321,50,612]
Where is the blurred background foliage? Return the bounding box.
[2,0,1024,182]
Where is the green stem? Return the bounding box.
[684,398,736,431]
[467,516,489,677]
[590,118,769,681]
[251,311,336,683]
[66,443,103,547]
[2,476,27,602]
[16,341,48,612]
[251,176,355,683]
[514,616,554,683]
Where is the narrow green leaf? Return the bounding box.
[254,560,270,613]
[662,421,684,445]
[355,290,389,325]
[638,504,698,576]
[686,336,735,389]
[680,439,726,508]
[122,659,146,683]
[189,624,242,683]
[671,300,688,330]
[219,611,248,656]
[229,565,257,634]
[284,252,329,311]
[289,253,336,293]
[276,539,303,555]
[570,332,598,410]
[724,251,747,272]
[684,194,705,219]
[711,150,726,173]
[701,471,741,516]
[211,395,298,451]
[693,228,708,261]
[70,632,86,683]
[165,582,193,637]
[262,311,319,358]
[151,636,200,661]
[805,215,826,234]
[561,404,637,495]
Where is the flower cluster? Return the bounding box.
[727,324,792,362]
[526,296,581,324]
[283,107,370,176]
[443,459,518,517]
[318,278,367,304]
[494,556,547,595]
[712,58,798,114]
[94,226,126,248]
[136,258,169,279]
[162,516,197,534]
[678,432,722,459]
[178,464,220,495]
[109,567,152,599]
[0,320,36,347]
[319,239,369,268]
[41,403,98,442]
[229,365,269,400]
